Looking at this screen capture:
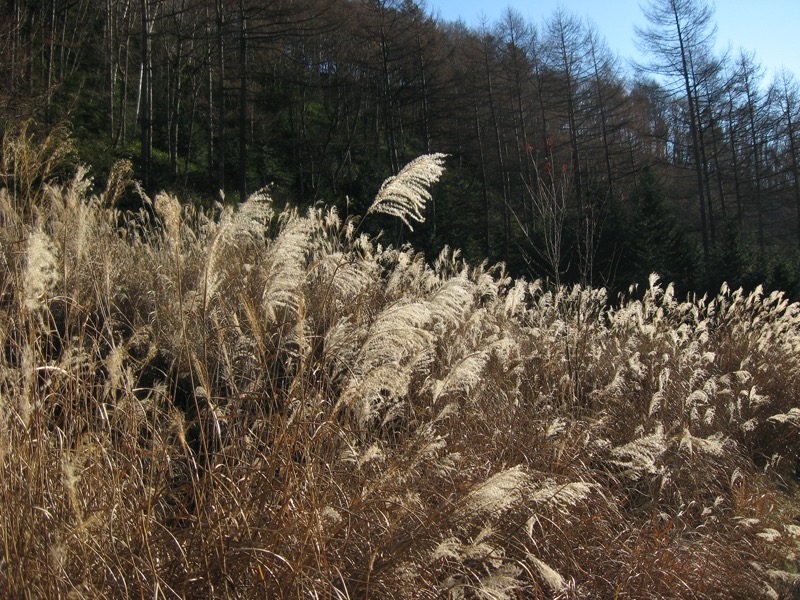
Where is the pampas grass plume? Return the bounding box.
[368,153,447,230]
[23,229,59,311]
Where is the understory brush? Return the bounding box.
[1,144,799,598]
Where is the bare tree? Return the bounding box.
[635,0,718,264]
[772,69,800,247]
[735,50,768,249]
[544,9,588,212]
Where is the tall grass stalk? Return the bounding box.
[0,143,798,598]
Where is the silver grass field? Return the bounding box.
[1,136,799,598]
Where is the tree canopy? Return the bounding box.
[3,0,800,295]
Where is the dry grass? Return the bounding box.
[1,139,799,598]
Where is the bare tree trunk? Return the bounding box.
[673,13,710,263]
[474,101,491,258]
[45,0,56,125]
[215,0,226,199]
[482,33,510,262]
[237,2,248,201]
[637,0,719,266]
[140,0,152,190]
[695,98,716,246]
[379,13,398,174]
[789,109,800,248]
[726,97,744,226]
[745,97,764,249]
[777,74,800,247]
[117,21,131,146]
[168,4,185,181]
[416,31,434,235]
[587,31,615,205]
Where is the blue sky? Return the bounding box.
[427,0,800,86]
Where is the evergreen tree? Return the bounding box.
[624,167,700,291]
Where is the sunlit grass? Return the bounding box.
[0,138,798,598]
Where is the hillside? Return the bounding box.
[1,148,799,597]
[4,0,800,295]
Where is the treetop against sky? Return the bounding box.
[429,0,800,83]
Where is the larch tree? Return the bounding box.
[773,70,800,247]
[735,50,768,249]
[635,0,718,264]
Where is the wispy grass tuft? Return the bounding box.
[367,152,447,230]
[1,137,798,598]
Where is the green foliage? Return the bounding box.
[618,167,701,293]
[708,221,800,298]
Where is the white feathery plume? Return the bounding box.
[317,251,379,303]
[367,153,447,230]
[429,351,489,404]
[154,192,182,250]
[23,228,59,311]
[527,555,567,593]
[356,443,384,469]
[204,190,274,305]
[350,363,415,428]
[735,517,760,528]
[337,300,433,426]
[476,271,503,304]
[648,368,670,417]
[461,307,500,349]
[768,407,800,426]
[757,529,782,542]
[461,465,528,516]
[430,537,466,562]
[546,418,567,439]
[504,279,528,319]
[528,479,599,514]
[678,429,729,458]
[261,215,310,322]
[432,529,499,564]
[323,316,360,384]
[384,247,427,297]
[476,565,524,600]
[354,301,433,373]
[609,424,667,480]
[428,277,475,331]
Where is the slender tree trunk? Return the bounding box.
[673,12,709,263]
[184,73,199,186]
[238,3,248,201]
[589,42,615,205]
[417,32,434,235]
[169,42,183,179]
[726,100,744,226]
[511,61,532,227]
[743,76,765,249]
[781,86,800,247]
[106,0,115,142]
[215,0,226,199]
[559,39,583,215]
[379,17,398,173]
[140,0,152,190]
[475,101,491,258]
[707,113,727,218]
[483,36,509,262]
[205,4,214,183]
[695,104,716,246]
[789,119,800,248]
[45,0,56,125]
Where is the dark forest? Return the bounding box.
[3,0,800,295]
